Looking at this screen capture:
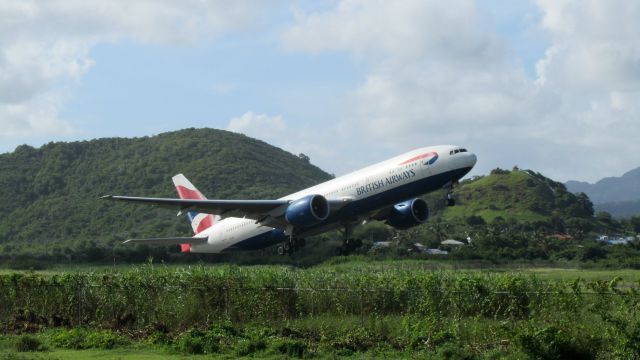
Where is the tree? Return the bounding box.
[298,153,310,163]
[466,215,486,227]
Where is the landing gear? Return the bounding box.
[277,236,306,256]
[447,192,456,207]
[445,180,457,207]
[335,224,363,256]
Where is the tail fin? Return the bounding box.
[172,174,219,237]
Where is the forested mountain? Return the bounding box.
[0,129,332,253]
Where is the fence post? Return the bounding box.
[224,286,229,320]
[360,289,364,327]
[76,282,82,326]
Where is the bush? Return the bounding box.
[516,326,595,360]
[270,338,308,358]
[234,338,267,356]
[49,328,127,349]
[50,328,86,349]
[434,343,478,360]
[173,327,221,355]
[85,330,128,349]
[15,335,46,352]
[174,328,205,354]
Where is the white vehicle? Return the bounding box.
[102,145,477,255]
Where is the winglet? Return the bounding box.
[99,195,113,200]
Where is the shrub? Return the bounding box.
[85,330,128,349]
[49,328,127,350]
[174,328,205,354]
[270,338,308,358]
[15,335,46,352]
[173,327,221,355]
[434,343,478,360]
[516,326,595,360]
[50,328,86,349]
[234,338,266,356]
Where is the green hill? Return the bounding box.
[0,129,332,252]
[442,168,594,222]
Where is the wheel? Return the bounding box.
[335,247,343,256]
[447,198,456,207]
[353,238,363,248]
[277,246,285,256]
[283,242,291,253]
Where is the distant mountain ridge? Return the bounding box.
[566,167,640,204]
[566,166,640,217]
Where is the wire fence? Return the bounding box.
[2,280,638,332]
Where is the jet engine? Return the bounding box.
[386,198,429,230]
[285,194,330,228]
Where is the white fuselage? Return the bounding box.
[190,145,476,253]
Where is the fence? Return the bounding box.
[2,268,638,332]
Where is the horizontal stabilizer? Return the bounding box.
[122,236,208,246]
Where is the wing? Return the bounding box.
[122,236,208,246]
[101,195,290,217]
[101,195,353,229]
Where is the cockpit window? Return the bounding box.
[450,148,468,155]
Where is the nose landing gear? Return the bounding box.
[445,180,457,207]
[447,192,456,207]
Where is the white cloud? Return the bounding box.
[283,0,502,64]
[532,0,640,180]
[0,0,265,140]
[0,93,73,137]
[227,111,287,140]
[282,0,640,182]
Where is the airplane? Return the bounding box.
[101,145,477,255]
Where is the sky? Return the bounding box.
[1,0,639,183]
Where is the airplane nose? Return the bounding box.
[467,153,477,168]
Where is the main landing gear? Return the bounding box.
[335,224,363,256]
[277,236,306,256]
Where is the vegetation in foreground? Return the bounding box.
[1,263,640,358]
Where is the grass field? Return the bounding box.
[1,259,639,358]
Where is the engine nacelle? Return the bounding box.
[386,198,429,230]
[285,194,330,228]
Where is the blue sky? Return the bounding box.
[1,0,639,183]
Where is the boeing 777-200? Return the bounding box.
[102,145,477,255]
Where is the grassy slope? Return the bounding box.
[443,170,578,222]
